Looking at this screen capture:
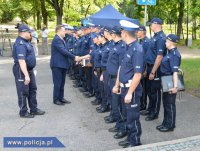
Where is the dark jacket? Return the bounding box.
[50,34,75,69]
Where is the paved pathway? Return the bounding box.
[0,56,200,151]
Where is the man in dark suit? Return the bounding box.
[50,25,81,105]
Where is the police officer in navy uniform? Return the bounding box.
[157,34,181,132]
[144,18,167,121]
[13,24,45,118]
[113,20,144,148]
[137,25,150,111]
[73,28,84,88]
[106,26,127,132]
[50,25,81,105]
[96,26,113,114]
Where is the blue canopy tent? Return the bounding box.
[89,4,139,27]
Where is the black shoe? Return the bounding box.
[20,112,34,118]
[114,131,127,139]
[119,138,129,146]
[123,143,141,148]
[140,110,149,116]
[60,98,71,104]
[104,115,111,120]
[140,107,146,111]
[84,92,95,98]
[79,87,87,92]
[96,106,102,111]
[30,109,45,115]
[97,106,109,113]
[105,117,117,124]
[70,77,76,80]
[91,99,97,104]
[145,115,158,121]
[108,127,118,133]
[54,101,65,105]
[156,124,164,130]
[159,126,174,132]
[72,81,78,84]
[73,84,82,88]
[92,101,101,106]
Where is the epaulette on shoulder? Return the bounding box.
[19,40,24,45]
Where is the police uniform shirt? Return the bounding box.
[89,32,95,50]
[74,37,82,56]
[90,44,99,64]
[140,36,150,55]
[65,34,75,50]
[13,36,36,70]
[119,40,144,84]
[80,34,90,56]
[107,40,126,76]
[160,48,181,75]
[108,40,115,48]
[101,41,111,68]
[145,31,166,64]
[94,44,106,68]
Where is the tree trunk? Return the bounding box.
[177,1,184,38]
[192,17,197,40]
[56,13,62,25]
[85,5,91,18]
[46,0,64,25]
[175,23,176,35]
[40,0,48,27]
[36,10,41,30]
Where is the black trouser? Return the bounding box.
[146,65,161,117]
[85,67,93,94]
[92,70,101,101]
[101,70,111,107]
[140,77,148,110]
[122,88,142,146]
[162,92,176,128]
[109,77,121,121]
[13,64,37,115]
[96,68,103,104]
[51,67,67,102]
[77,64,85,86]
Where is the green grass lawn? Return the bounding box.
[181,58,200,97]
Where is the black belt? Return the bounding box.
[14,63,33,71]
[95,68,101,73]
[101,67,106,71]
[147,63,154,67]
[109,74,117,79]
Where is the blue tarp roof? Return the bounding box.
[89,4,139,27]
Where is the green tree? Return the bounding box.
[190,0,200,39]
[0,2,15,23]
[46,0,65,25]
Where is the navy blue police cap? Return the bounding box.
[148,18,163,25]
[104,26,113,33]
[167,34,179,43]
[139,25,146,31]
[111,26,122,35]
[18,24,31,32]
[119,20,139,31]
[81,25,89,29]
[91,33,99,39]
[98,30,105,37]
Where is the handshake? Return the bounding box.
[74,56,82,62]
